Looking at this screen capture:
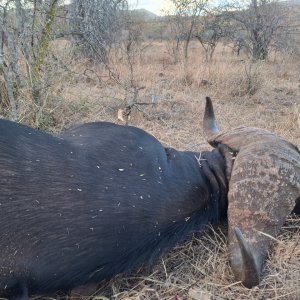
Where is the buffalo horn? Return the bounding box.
[203,97,220,141]
[234,227,260,288]
[203,96,300,288]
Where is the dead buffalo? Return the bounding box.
[203,97,300,288]
[0,118,232,299]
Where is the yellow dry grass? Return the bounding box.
[31,40,300,300]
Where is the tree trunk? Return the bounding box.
[31,0,59,105]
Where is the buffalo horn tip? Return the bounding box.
[234,227,260,288]
[203,97,220,140]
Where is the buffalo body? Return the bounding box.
[0,119,230,299]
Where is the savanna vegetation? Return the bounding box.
[0,0,299,299]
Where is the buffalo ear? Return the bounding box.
[216,143,235,183]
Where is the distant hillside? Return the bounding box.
[129,8,160,21]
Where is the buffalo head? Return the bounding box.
[203,97,300,288]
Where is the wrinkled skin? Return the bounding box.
[203,97,300,288]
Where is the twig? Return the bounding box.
[194,152,207,167]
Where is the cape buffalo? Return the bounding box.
[0,118,232,299]
[203,97,300,288]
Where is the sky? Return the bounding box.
[128,0,174,15]
[127,0,227,15]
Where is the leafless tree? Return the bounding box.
[194,12,229,61]
[170,0,208,60]
[223,0,289,60]
[119,10,147,105]
[0,0,61,121]
[164,14,185,63]
[69,2,151,117]
[0,1,18,120]
[70,0,127,63]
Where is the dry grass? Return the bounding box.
[32,40,300,300]
[96,223,300,300]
